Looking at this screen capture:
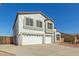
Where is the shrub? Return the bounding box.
[61,33,75,43]
[64,36,75,43]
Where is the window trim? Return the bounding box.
[36,20,43,28]
[26,17,33,26]
[47,22,52,29]
[56,34,60,40]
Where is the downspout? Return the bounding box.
[53,29,57,43]
[42,20,46,44]
[54,32,56,43]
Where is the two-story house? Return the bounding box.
[13,12,60,45]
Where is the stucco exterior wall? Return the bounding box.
[18,14,46,35]
[13,13,57,45]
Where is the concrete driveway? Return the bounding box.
[0,44,16,56]
[0,44,79,56]
[16,44,79,56]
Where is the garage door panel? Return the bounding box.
[45,36,51,44]
[22,35,43,45]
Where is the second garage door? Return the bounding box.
[45,36,51,44]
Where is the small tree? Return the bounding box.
[61,33,75,43]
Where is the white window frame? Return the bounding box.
[36,20,43,28]
[26,18,33,26]
[48,23,52,29]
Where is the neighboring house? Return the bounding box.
[61,33,79,43]
[73,34,79,43]
[55,32,62,43]
[13,12,61,45]
[61,33,75,43]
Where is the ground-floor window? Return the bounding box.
[56,34,60,40]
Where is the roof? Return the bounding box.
[72,34,79,36]
[13,11,54,29]
[61,32,76,37]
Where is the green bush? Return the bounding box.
[64,37,75,43]
[61,33,75,43]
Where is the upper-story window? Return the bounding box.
[48,23,52,29]
[37,21,42,28]
[26,18,33,26]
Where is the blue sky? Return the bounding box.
[0,3,79,35]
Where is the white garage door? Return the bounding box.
[45,36,51,44]
[22,35,43,45]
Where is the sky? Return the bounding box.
[0,3,79,36]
